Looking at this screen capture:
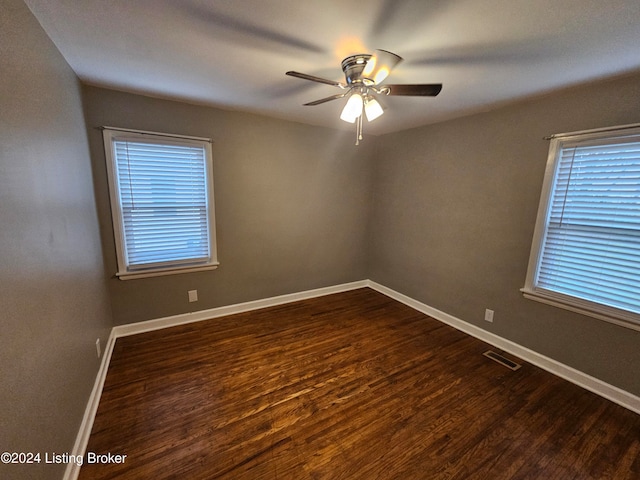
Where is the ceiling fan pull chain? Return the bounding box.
[355,115,363,145]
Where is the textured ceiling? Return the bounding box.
[23,0,640,135]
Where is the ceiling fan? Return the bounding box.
[286,49,442,144]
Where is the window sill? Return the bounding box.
[521,288,640,332]
[116,263,219,280]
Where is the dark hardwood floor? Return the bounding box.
[79,288,640,479]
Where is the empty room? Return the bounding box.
[2,0,640,479]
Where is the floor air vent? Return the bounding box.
[483,350,522,371]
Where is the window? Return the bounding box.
[523,124,640,331]
[103,127,218,279]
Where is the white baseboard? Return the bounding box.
[366,280,640,415]
[63,329,117,480]
[66,278,639,479]
[112,280,369,338]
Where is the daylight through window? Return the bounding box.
[103,127,218,279]
[523,124,640,330]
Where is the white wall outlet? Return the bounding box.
[188,290,198,303]
[95,338,101,358]
[484,309,494,323]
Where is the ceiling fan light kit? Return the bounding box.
[286,49,442,145]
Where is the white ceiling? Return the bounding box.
[23,0,640,136]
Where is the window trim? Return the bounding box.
[102,127,219,280]
[522,124,640,332]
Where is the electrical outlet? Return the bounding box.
[96,338,101,358]
[484,309,494,323]
[188,290,198,303]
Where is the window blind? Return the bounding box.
[113,138,211,270]
[536,137,640,316]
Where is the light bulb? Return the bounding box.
[340,93,363,123]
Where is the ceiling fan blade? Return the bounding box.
[286,71,346,88]
[303,92,349,106]
[384,84,443,96]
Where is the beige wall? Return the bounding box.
[83,74,640,396]
[82,86,374,325]
[369,72,640,396]
[0,0,113,478]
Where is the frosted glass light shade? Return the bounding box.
[364,97,384,122]
[340,93,363,123]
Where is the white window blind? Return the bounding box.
[103,128,218,279]
[523,125,640,330]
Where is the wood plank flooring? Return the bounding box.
[78,288,640,479]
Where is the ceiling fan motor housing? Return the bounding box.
[341,54,372,85]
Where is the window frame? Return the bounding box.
[102,127,218,280]
[522,124,640,332]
